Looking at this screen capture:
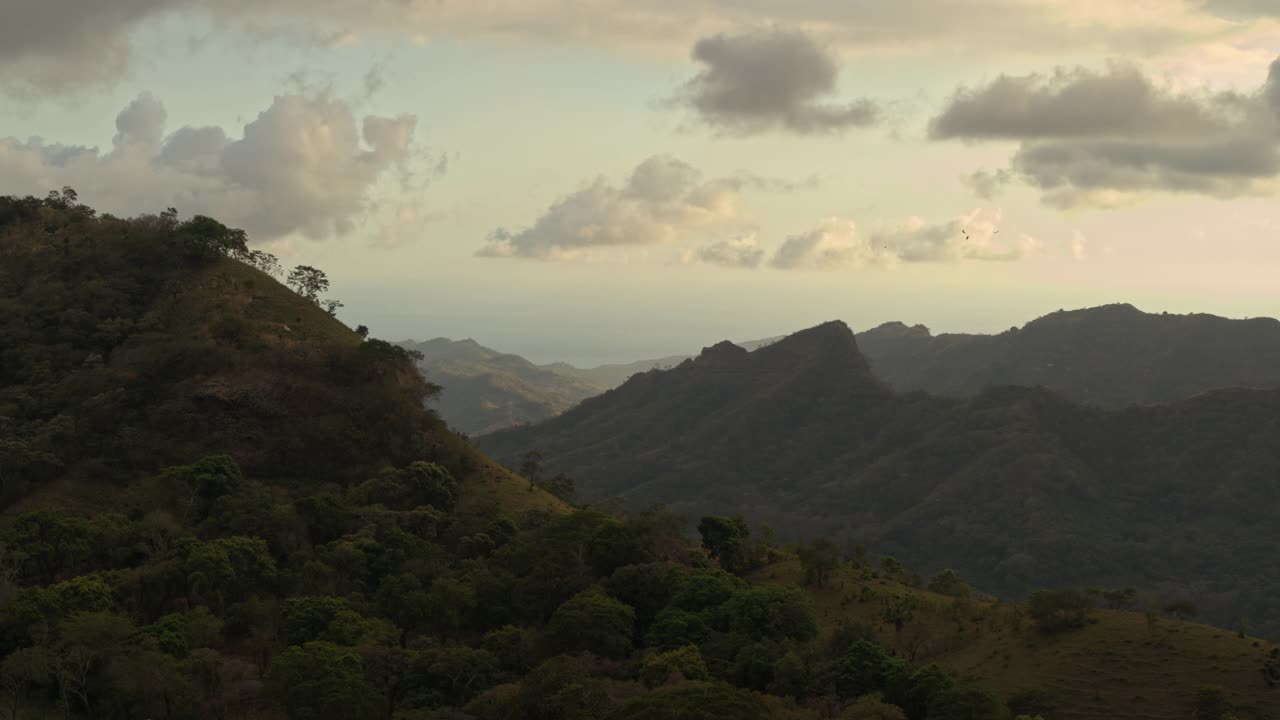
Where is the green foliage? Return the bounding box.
[546,586,636,659]
[266,641,384,720]
[927,570,971,599]
[813,641,905,701]
[350,462,459,512]
[640,644,711,688]
[697,515,755,576]
[723,585,818,643]
[797,537,841,588]
[605,683,769,720]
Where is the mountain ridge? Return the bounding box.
[479,318,1280,637]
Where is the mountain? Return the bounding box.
[480,319,1280,637]
[546,337,783,390]
[397,337,607,435]
[0,193,564,522]
[396,335,784,435]
[5,193,1279,720]
[857,303,1280,407]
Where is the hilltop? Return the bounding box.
[858,304,1280,407]
[0,191,564,521]
[480,319,1280,638]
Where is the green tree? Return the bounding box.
[927,570,971,599]
[724,585,818,643]
[639,645,711,688]
[798,537,841,588]
[697,515,752,575]
[287,265,330,303]
[265,641,383,720]
[546,587,636,659]
[606,683,768,720]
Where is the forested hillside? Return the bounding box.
[857,304,1280,407]
[4,193,1277,720]
[481,320,1280,638]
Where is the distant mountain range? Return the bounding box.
[405,304,1280,435]
[479,316,1280,636]
[397,336,780,435]
[858,303,1280,408]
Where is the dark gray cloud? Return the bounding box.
[0,91,421,241]
[1,1,1266,98]
[0,0,186,96]
[1200,0,1280,19]
[930,63,1241,140]
[933,58,1280,206]
[674,28,879,135]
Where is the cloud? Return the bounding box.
[932,57,1280,206]
[3,0,1271,98]
[770,219,883,269]
[962,168,1015,199]
[930,62,1242,140]
[673,28,879,135]
[477,155,767,260]
[770,208,1035,269]
[697,235,766,268]
[0,90,423,242]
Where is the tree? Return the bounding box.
[518,451,544,485]
[724,585,818,643]
[265,642,383,720]
[355,325,370,339]
[545,587,635,659]
[882,595,918,636]
[927,570,971,599]
[287,265,330,303]
[639,645,711,688]
[697,515,753,575]
[798,537,841,588]
[607,684,769,720]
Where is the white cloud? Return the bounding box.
[770,208,1036,269]
[0,90,425,242]
[477,156,760,260]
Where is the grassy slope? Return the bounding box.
[4,256,567,523]
[755,560,1280,720]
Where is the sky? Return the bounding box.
[3,1,1280,364]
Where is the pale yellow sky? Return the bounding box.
[2,1,1279,362]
